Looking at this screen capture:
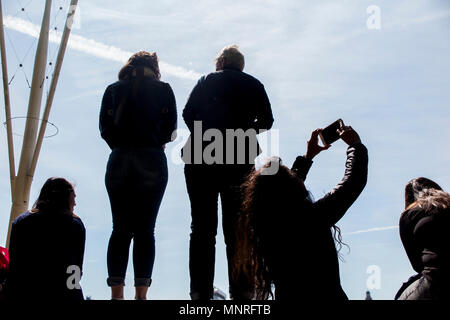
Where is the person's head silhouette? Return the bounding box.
[404,177,442,209]
[118,51,160,81]
[215,45,245,72]
[32,177,76,215]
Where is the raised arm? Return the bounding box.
[313,127,368,227]
[291,156,313,181]
[291,129,330,181]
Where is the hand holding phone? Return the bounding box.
[319,119,344,147]
[338,126,361,146]
[305,129,331,160]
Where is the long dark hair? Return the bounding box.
[32,178,74,214]
[118,51,160,81]
[404,177,450,212]
[233,157,347,299]
[115,51,161,125]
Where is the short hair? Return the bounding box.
[215,45,245,71]
[119,51,161,80]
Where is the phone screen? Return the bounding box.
[320,119,344,146]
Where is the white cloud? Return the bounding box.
[345,226,399,236]
[3,16,202,80]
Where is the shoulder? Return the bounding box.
[108,80,128,88]
[204,70,264,88]
[104,80,129,94]
[194,74,208,85]
[240,71,263,84]
[228,69,264,86]
[156,80,175,93]
[11,211,46,236]
[401,206,428,227]
[157,79,171,87]
[12,211,35,227]
[138,78,173,93]
[57,214,86,238]
[70,214,86,231]
[238,71,267,93]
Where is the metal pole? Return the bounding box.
[7,0,52,248]
[0,0,16,200]
[29,0,78,181]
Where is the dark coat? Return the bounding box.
[100,78,177,149]
[4,210,86,301]
[396,204,450,299]
[273,143,368,300]
[182,68,274,165]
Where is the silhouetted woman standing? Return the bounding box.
[100,51,177,300]
[5,177,85,301]
[396,177,450,300]
[233,127,368,300]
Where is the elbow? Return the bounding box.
[266,117,274,130]
[182,111,193,129]
[352,169,368,197]
[169,128,177,142]
[358,175,368,195]
[264,113,275,130]
[256,117,274,131]
[181,109,187,123]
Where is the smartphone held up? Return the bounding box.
[319,119,344,147]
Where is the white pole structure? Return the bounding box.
[28,0,79,186]
[0,0,16,199]
[6,0,52,248]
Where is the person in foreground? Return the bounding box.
[100,51,177,300]
[395,177,450,300]
[4,177,85,301]
[234,126,368,300]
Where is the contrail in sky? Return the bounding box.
[4,16,202,81]
[345,225,398,236]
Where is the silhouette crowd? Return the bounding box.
[1,46,449,301]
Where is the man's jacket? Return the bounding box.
[182,68,274,165]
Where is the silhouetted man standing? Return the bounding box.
[182,45,274,300]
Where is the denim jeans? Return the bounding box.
[105,147,168,287]
[184,164,253,300]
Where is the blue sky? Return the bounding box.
[1,0,449,300]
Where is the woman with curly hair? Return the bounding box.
[233,126,368,300]
[396,177,450,300]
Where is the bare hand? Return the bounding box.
[305,129,330,160]
[338,126,361,145]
